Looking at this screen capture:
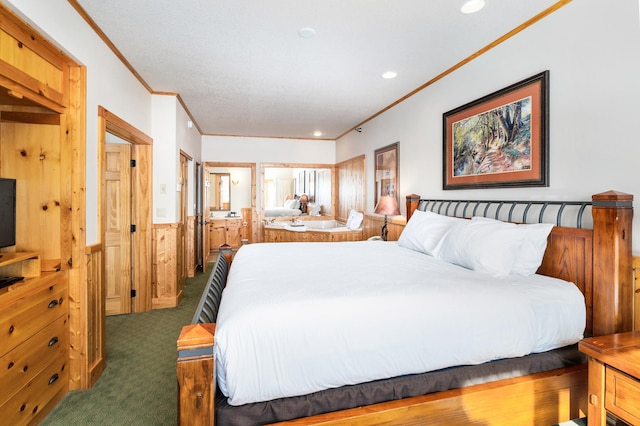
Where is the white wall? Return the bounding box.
[5,0,153,244]
[202,136,335,164]
[337,0,640,254]
[175,101,202,216]
[151,95,179,223]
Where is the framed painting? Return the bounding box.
[443,71,549,190]
[374,142,399,207]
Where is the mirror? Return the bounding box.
[210,173,230,211]
[263,166,333,216]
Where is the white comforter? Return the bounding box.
[214,241,585,406]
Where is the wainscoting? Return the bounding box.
[152,223,186,309]
[85,244,105,387]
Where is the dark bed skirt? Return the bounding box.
[215,344,585,426]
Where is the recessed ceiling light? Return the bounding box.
[313,131,323,137]
[382,71,397,79]
[298,27,316,38]
[461,0,485,14]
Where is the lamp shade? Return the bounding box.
[374,195,400,215]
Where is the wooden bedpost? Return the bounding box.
[406,194,421,221]
[592,190,634,336]
[177,323,217,426]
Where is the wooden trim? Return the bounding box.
[0,7,66,70]
[66,63,88,390]
[0,111,60,125]
[180,148,193,161]
[205,161,257,243]
[98,106,153,314]
[99,106,153,145]
[67,0,153,93]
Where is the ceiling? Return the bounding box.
[73,0,561,140]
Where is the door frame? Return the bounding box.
[202,162,256,261]
[98,106,153,313]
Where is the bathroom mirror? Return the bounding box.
[262,165,333,216]
[210,173,230,211]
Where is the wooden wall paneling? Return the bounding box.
[241,207,252,244]
[1,121,62,266]
[152,223,185,309]
[85,244,105,387]
[0,11,67,112]
[63,63,87,390]
[335,155,365,222]
[187,216,197,277]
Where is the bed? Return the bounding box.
[177,190,633,425]
[264,198,303,217]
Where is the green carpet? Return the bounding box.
[42,266,211,426]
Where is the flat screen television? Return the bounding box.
[0,178,16,250]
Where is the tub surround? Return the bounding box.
[263,219,363,242]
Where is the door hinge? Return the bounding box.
[130,224,136,232]
[130,159,136,167]
[130,289,136,298]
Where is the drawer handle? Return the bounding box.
[48,299,59,309]
[48,336,59,347]
[48,373,59,385]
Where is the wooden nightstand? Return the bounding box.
[579,332,640,425]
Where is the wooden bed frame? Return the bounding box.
[177,190,633,425]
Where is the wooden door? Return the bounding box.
[202,168,211,262]
[105,143,132,315]
[178,153,188,286]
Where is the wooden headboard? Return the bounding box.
[406,190,634,338]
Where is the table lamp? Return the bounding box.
[374,195,400,241]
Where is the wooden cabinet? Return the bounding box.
[0,253,69,425]
[209,219,242,250]
[579,332,640,426]
[0,1,91,411]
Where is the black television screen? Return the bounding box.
[0,178,16,249]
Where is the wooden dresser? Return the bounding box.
[579,332,640,426]
[0,252,69,425]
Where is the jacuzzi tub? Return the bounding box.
[263,219,362,242]
[265,220,350,231]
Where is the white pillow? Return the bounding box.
[346,210,364,230]
[397,210,464,255]
[283,199,296,209]
[434,220,522,276]
[471,217,553,276]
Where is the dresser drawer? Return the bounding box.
[0,273,67,357]
[0,314,68,406]
[605,366,640,425]
[0,356,68,426]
